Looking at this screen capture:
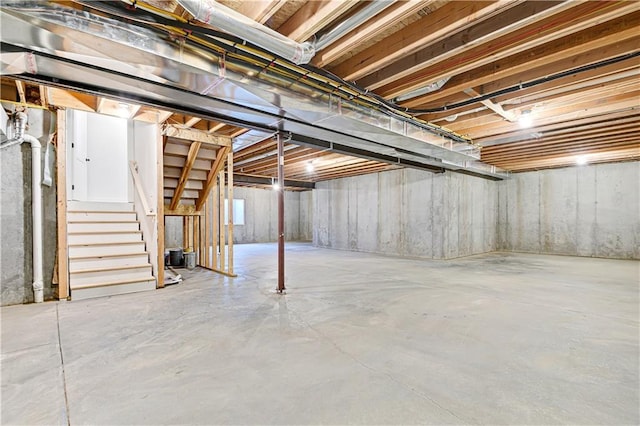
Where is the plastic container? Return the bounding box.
[184,252,196,270]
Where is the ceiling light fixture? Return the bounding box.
[575,155,588,166]
[116,102,130,118]
[306,161,315,172]
[271,177,280,191]
[518,109,533,128]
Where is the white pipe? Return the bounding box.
[23,134,44,303]
[177,0,315,64]
[1,111,44,303]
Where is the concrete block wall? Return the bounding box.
[313,168,498,259]
[498,161,640,259]
[1,108,58,306]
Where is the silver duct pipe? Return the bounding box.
[394,77,451,102]
[1,111,44,303]
[175,0,315,65]
[314,1,393,51]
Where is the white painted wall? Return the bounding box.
[132,121,159,279]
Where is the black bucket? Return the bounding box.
[169,248,184,267]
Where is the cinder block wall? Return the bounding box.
[497,161,640,259]
[1,108,58,306]
[312,168,498,259]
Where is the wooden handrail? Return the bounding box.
[129,161,155,216]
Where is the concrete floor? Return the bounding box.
[2,243,639,425]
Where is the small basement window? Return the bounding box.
[224,199,245,225]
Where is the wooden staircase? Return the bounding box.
[67,201,156,300]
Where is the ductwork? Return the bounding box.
[175,0,315,65]
[0,3,508,179]
[314,1,393,51]
[1,110,44,303]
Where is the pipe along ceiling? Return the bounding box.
[0,1,508,179]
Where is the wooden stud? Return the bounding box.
[218,169,226,272]
[56,110,69,300]
[212,180,219,270]
[204,192,210,269]
[227,152,234,275]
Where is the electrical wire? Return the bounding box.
[72,0,640,144]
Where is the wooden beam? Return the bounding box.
[39,85,48,109]
[56,110,69,300]
[15,80,26,103]
[169,141,201,210]
[164,204,203,216]
[278,0,360,42]
[196,146,230,211]
[236,0,287,23]
[313,0,429,68]
[157,110,173,124]
[407,24,640,109]
[163,125,231,147]
[464,88,516,122]
[329,1,514,82]
[365,0,591,94]
[184,116,202,128]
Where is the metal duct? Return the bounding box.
[0,5,508,179]
[394,77,450,102]
[176,0,315,65]
[314,1,393,51]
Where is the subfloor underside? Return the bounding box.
[2,243,639,425]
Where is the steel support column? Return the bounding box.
[277,132,285,293]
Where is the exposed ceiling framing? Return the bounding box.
[1,0,638,190]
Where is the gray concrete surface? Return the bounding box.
[1,107,58,306]
[314,168,498,259]
[2,243,638,425]
[498,162,640,259]
[165,187,310,247]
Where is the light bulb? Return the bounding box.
[575,155,588,166]
[518,110,533,128]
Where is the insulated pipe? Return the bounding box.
[314,0,393,51]
[176,0,315,64]
[0,111,44,303]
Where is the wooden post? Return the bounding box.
[218,170,226,271]
[205,193,211,268]
[277,132,285,293]
[56,110,69,299]
[227,152,234,275]
[157,133,165,288]
[212,182,219,270]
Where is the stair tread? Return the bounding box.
[68,210,136,213]
[68,220,139,223]
[68,230,142,235]
[70,263,152,274]
[70,251,149,260]
[69,241,144,247]
[71,276,155,290]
